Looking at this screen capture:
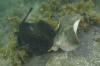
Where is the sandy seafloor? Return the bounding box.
[0,0,100,66]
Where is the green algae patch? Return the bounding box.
[39,0,100,32]
[0,32,28,66]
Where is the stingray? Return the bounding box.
[49,14,81,52]
[16,8,55,55]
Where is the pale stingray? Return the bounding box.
[49,14,81,52]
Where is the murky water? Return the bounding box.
[0,0,100,66]
[0,0,11,18]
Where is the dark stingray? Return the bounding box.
[16,8,55,56]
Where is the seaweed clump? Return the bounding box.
[0,5,29,66]
[0,32,28,66]
[39,0,100,31]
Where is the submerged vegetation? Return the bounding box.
[0,0,100,66]
[0,32,28,66]
[39,0,96,31]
